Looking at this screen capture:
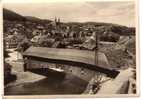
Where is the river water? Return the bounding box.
[5,74,88,95]
[4,49,88,95]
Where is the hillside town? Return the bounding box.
[3,8,136,95]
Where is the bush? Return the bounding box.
[100,32,120,42]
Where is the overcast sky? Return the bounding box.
[4,1,135,27]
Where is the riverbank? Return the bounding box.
[4,49,88,95]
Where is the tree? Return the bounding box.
[17,37,31,52]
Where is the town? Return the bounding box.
[3,8,136,95]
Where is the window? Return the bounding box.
[81,68,85,75]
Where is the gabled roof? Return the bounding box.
[24,47,109,67]
[23,47,119,77]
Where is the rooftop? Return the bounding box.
[25,46,110,66]
[23,47,119,77]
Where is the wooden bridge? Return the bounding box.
[23,47,119,81]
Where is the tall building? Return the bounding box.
[54,17,60,29]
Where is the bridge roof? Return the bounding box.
[23,47,120,78]
[23,46,113,69]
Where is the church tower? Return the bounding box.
[54,17,60,27]
[58,18,60,24]
[55,17,57,23]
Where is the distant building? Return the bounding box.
[81,32,97,50]
[50,17,66,40]
[30,34,52,47]
[50,17,61,30]
[32,29,40,36]
[5,33,26,49]
[30,35,41,46]
[5,35,18,49]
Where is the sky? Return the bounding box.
[4,1,135,27]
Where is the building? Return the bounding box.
[50,17,64,38]
[23,47,119,82]
[5,33,26,49]
[5,35,18,49]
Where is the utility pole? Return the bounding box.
[94,31,98,66]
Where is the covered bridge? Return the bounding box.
[23,47,119,81]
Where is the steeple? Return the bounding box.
[58,18,60,23]
[55,17,57,23]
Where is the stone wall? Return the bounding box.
[25,59,106,82]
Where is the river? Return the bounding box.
[4,49,88,95]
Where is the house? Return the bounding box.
[5,33,26,49]
[31,35,41,43]
[5,35,18,49]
